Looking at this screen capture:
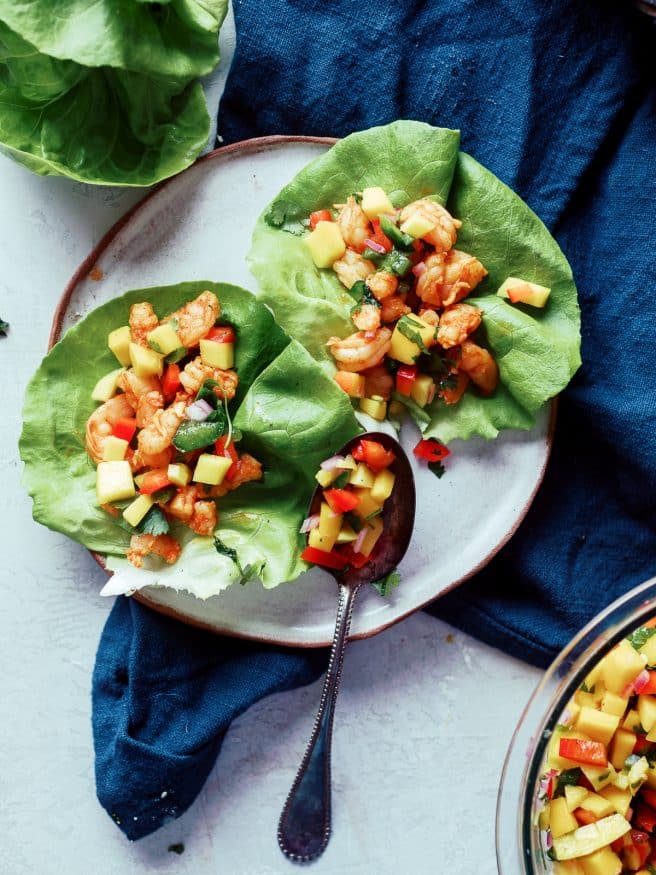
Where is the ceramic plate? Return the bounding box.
[52,136,553,647]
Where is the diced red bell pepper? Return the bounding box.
[634,736,653,755]
[633,803,656,836]
[324,488,359,514]
[214,435,239,482]
[642,789,656,809]
[395,365,417,397]
[162,363,181,400]
[300,545,349,570]
[206,326,236,344]
[369,218,393,253]
[112,417,137,443]
[639,672,656,695]
[629,831,652,867]
[574,808,597,826]
[611,837,627,854]
[338,544,371,569]
[351,439,395,473]
[309,209,332,230]
[644,617,656,629]
[558,737,608,767]
[413,438,451,464]
[139,468,172,495]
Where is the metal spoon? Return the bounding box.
[278,432,416,863]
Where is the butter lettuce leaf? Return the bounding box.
[0,0,228,185]
[248,121,581,440]
[20,282,360,598]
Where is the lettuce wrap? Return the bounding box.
[0,1,228,185]
[19,282,360,599]
[248,121,581,443]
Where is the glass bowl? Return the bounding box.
[496,575,656,875]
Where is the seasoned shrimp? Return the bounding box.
[381,295,410,323]
[136,399,186,456]
[439,250,488,306]
[399,199,461,253]
[85,395,135,463]
[327,328,392,373]
[166,485,198,521]
[165,290,220,348]
[129,302,158,346]
[440,370,470,405]
[366,271,398,301]
[210,453,263,498]
[416,252,447,307]
[333,249,375,289]
[179,356,238,400]
[436,303,482,349]
[127,534,181,568]
[459,340,499,395]
[336,196,370,251]
[136,390,164,429]
[189,501,217,537]
[362,365,393,400]
[417,308,439,327]
[352,303,381,332]
[117,371,161,416]
[129,446,174,473]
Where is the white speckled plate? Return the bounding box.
[52,136,553,647]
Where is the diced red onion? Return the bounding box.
[353,527,367,555]
[300,514,320,533]
[363,238,385,254]
[412,262,426,277]
[186,399,213,421]
[545,831,553,850]
[621,681,636,698]
[320,454,348,471]
[633,669,650,693]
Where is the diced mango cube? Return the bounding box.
[550,797,579,838]
[200,338,234,369]
[410,374,435,408]
[108,325,132,366]
[370,469,395,504]
[167,463,192,487]
[349,463,375,489]
[334,371,365,398]
[564,785,589,813]
[308,528,337,552]
[601,640,646,694]
[578,793,615,819]
[146,323,182,356]
[575,707,620,747]
[609,729,636,770]
[580,763,616,792]
[96,461,135,505]
[305,221,345,268]
[638,633,656,665]
[319,501,342,545]
[577,846,622,875]
[192,453,232,486]
[638,694,656,732]
[122,494,154,527]
[497,277,551,308]
[600,691,629,717]
[352,488,383,521]
[389,314,437,364]
[91,367,125,402]
[552,814,630,861]
[361,187,395,220]
[399,213,436,240]
[359,516,384,556]
[101,436,129,462]
[335,525,358,544]
[598,785,631,817]
[359,396,387,421]
[129,341,164,377]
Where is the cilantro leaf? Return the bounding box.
[428,460,446,479]
[0,318,8,337]
[552,768,581,797]
[136,506,170,536]
[151,486,176,505]
[372,570,401,597]
[214,536,265,586]
[627,627,656,651]
[397,317,428,354]
[165,346,187,364]
[332,471,350,489]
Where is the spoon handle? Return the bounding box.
[278,581,361,863]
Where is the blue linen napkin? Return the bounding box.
[93,0,656,839]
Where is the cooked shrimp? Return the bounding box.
[326,327,392,373]
[366,271,398,301]
[136,390,164,429]
[417,308,440,327]
[416,252,447,307]
[166,485,198,521]
[189,500,217,537]
[85,395,135,463]
[333,249,375,289]
[179,356,238,400]
[436,303,482,349]
[129,302,158,346]
[209,453,263,498]
[127,534,181,568]
[460,340,499,394]
[440,370,470,405]
[336,195,370,251]
[439,250,488,306]
[362,365,394,400]
[117,370,161,412]
[129,446,174,473]
[399,199,461,253]
[136,399,186,456]
[352,303,381,332]
[165,290,220,348]
[381,295,411,323]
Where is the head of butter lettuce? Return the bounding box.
[248,121,581,443]
[0,0,228,185]
[19,282,360,599]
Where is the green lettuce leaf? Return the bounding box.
[248,121,581,440]
[19,282,360,598]
[0,1,228,185]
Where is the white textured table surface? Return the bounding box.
[0,11,543,874]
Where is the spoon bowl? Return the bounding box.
[278,431,416,863]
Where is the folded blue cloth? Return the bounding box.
[93,0,656,839]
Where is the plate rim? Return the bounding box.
[50,134,556,648]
